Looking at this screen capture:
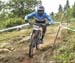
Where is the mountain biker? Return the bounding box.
[24,6,54,43]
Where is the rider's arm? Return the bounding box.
[45,13,54,24]
[24,12,35,22]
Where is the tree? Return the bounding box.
[50,12,54,16]
[72,2,75,18]
[0,1,6,19]
[64,0,70,10]
[56,4,63,21]
[58,4,63,13]
[50,12,55,20]
[5,0,38,18]
[0,1,5,12]
[63,0,71,24]
[38,0,42,6]
[0,1,2,11]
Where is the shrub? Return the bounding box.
[0,17,25,29]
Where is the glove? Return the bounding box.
[25,20,29,23]
[49,22,51,25]
[49,22,54,25]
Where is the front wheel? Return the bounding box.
[35,30,42,50]
[29,31,37,57]
[29,42,34,57]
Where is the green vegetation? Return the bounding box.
[72,2,75,18]
[46,21,75,63]
[52,0,75,22]
[69,21,75,29]
[0,17,25,29]
[0,0,39,29]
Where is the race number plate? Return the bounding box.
[33,25,39,30]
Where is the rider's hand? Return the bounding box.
[47,22,52,26]
[49,22,51,25]
[47,22,54,26]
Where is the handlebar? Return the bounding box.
[26,22,53,26]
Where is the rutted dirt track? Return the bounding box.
[0,24,64,63]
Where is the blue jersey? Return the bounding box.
[25,11,54,24]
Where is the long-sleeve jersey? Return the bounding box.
[25,11,54,24]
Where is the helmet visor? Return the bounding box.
[38,10,44,14]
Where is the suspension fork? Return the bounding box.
[32,30,39,39]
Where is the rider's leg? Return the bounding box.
[41,25,47,43]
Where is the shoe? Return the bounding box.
[40,39,43,44]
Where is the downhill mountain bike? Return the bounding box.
[29,23,46,57]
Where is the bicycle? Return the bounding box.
[28,23,46,57]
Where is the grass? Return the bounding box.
[0,28,31,43]
[69,21,75,29]
[0,17,25,29]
